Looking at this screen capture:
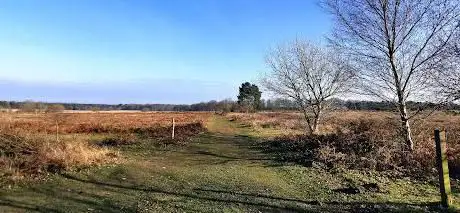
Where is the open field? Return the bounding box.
[0,111,459,212]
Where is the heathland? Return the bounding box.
[0,111,459,212]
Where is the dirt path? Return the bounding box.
[0,116,450,212]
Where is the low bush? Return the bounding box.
[129,122,206,138]
[96,123,207,147]
[0,131,116,181]
[227,112,301,130]
[46,104,66,113]
[230,111,460,179]
[261,116,457,179]
[97,133,138,147]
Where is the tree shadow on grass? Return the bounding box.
[193,188,443,213]
[0,198,64,213]
[221,134,320,168]
[1,173,443,213]
[59,173,312,212]
[191,150,272,161]
[158,133,275,165]
[0,173,310,213]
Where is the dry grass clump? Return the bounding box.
[0,130,116,181]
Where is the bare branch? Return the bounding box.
[262,40,356,134]
[322,0,460,151]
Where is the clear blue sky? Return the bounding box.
[0,0,330,104]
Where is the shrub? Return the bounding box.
[97,133,138,147]
[261,117,450,179]
[46,104,66,113]
[133,122,207,140]
[20,101,38,113]
[232,111,460,179]
[0,131,116,181]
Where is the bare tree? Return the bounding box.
[263,40,355,134]
[436,32,460,101]
[322,0,460,150]
[46,104,66,113]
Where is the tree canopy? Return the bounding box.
[237,82,262,112]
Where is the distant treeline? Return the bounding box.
[1,99,459,112]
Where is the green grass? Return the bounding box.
[1,115,458,212]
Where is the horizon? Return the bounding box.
[0,97,449,107]
[0,0,330,104]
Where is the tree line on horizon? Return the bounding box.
[1,99,459,113]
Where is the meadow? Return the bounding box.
[0,110,459,212]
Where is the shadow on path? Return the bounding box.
[2,172,441,213]
[3,173,438,213]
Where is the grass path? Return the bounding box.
[0,116,457,212]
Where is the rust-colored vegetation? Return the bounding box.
[0,112,210,181]
[1,112,209,134]
[227,111,460,179]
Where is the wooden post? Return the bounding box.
[172,118,175,139]
[434,129,452,208]
[8,115,11,130]
[56,121,59,142]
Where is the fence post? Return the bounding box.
[434,129,452,208]
[56,120,59,142]
[172,118,175,139]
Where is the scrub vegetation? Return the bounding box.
[0,112,209,183]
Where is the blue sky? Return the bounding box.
[0,0,330,104]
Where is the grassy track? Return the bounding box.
[0,116,458,212]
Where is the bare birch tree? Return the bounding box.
[263,40,355,134]
[322,0,460,150]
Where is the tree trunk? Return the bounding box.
[390,53,414,151]
[386,30,415,150]
[312,116,320,134]
[311,104,322,135]
[398,101,414,151]
[300,108,314,135]
[402,118,414,151]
